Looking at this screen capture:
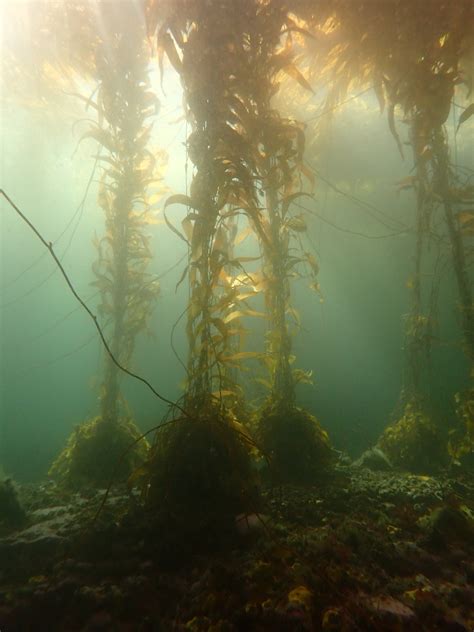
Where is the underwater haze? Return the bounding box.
[1,3,474,630]
[1,85,471,480]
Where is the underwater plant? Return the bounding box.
[49,416,150,490]
[0,478,27,530]
[50,11,164,488]
[4,0,473,518]
[449,377,474,466]
[233,1,332,480]
[148,0,332,488]
[88,33,163,425]
[297,0,473,467]
[142,0,271,525]
[152,2,244,405]
[378,398,447,474]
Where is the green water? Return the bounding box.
[1,40,472,483]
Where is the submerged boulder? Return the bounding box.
[0,478,27,529]
[353,446,393,471]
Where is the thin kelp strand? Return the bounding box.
[0,152,100,297]
[0,189,188,418]
[307,161,407,231]
[0,262,58,309]
[13,332,97,378]
[303,86,374,123]
[27,290,101,344]
[294,201,409,240]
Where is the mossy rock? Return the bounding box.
[144,408,260,532]
[448,385,474,466]
[378,402,446,473]
[418,504,474,546]
[49,416,149,489]
[257,405,333,484]
[0,479,27,529]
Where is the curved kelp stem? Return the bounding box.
[0,189,187,418]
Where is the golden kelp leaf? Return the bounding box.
[127,464,150,488]
[310,281,323,300]
[164,193,201,213]
[282,64,314,93]
[292,368,313,385]
[181,216,194,242]
[388,102,404,160]
[211,318,228,340]
[221,351,262,362]
[297,163,316,190]
[236,291,259,301]
[281,192,313,218]
[67,90,99,113]
[395,176,417,192]
[373,79,385,114]
[281,23,316,41]
[223,310,246,324]
[457,210,474,225]
[175,264,189,292]
[163,209,189,245]
[211,390,237,398]
[456,103,474,134]
[148,192,163,206]
[457,210,474,235]
[159,32,182,75]
[285,215,307,232]
[450,186,474,202]
[145,215,163,226]
[305,252,319,276]
[80,127,116,153]
[235,225,253,245]
[223,309,265,324]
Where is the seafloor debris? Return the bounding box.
[0,464,473,631]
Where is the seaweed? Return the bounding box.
[378,399,447,474]
[49,416,149,489]
[0,479,27,529]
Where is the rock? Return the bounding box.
[366,594,415,620]
[0,519,68,576]
[0,478,28,527]
[81,610,114,631]
[418,505,474,545]
[353,447,393,471]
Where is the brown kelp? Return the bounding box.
[144,0,267,525]
[297,0,473,468]
[51,9,164,487]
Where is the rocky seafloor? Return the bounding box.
[1,461,473,631]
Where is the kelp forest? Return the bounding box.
[1,1,474,630]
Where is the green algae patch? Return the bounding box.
[378,401,446,474]
[257,406,333,484]
[142,405,261,534]
[448,384,474,466]
[49,416,149,489]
